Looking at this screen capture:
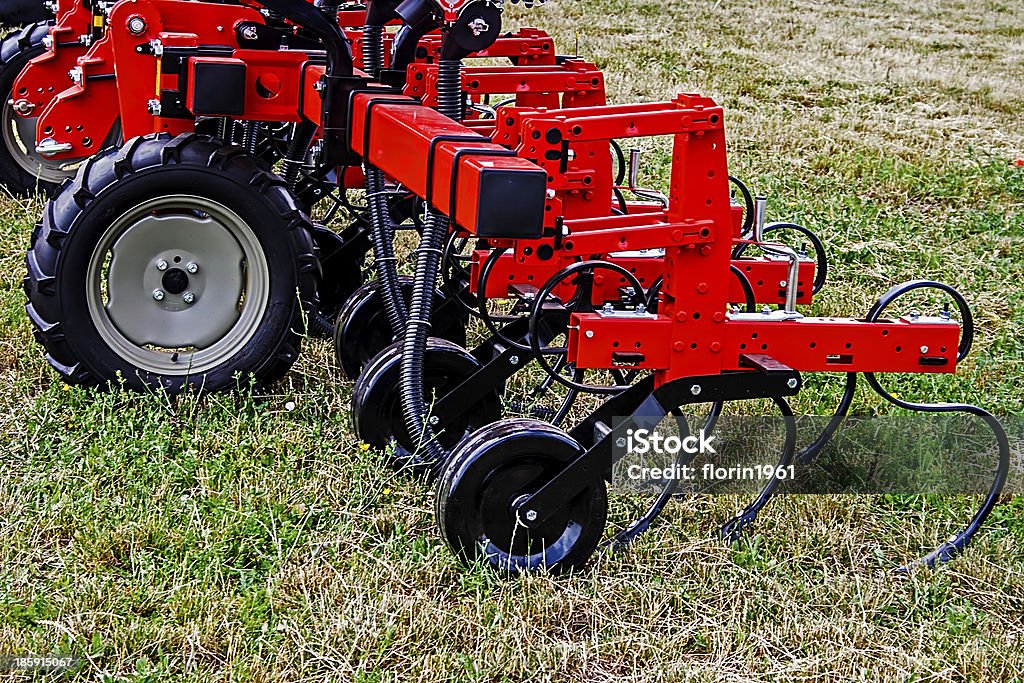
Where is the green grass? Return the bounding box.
[2,0,1024,680]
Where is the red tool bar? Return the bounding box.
[405,60,605,109]
[470,250,814,305]
[521,95,724,142]
[566,313,959,376]
[416,28,557,65]
[348,93,547,237]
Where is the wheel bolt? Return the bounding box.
[182,291,195,304]
[186,262,199,274]
[156,259,168,271]
[152,289,165,301]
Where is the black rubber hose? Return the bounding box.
[396,58,463,474]
[398,209,450,472]
[366,166,408,334]
[363,20,408,335]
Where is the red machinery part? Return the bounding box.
[404,58,600,109]
[348,91,548,237]
[11,0,93,118]
[470,248,817,306]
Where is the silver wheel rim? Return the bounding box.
[1,98,77,183]
[85,194,271,376]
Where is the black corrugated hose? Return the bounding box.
[397,58,463,474]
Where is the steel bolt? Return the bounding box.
[525,510,538,522]
[186,262,199,274]
[920,346,929,354]
[787,378,799,389]
[182,291,195,304]
[602,302,614,314]
[152,289,165,301]
[509,355,520,365]
[156,259,168,271]
[585,330,595,338]
[690,384,702,396]
[779,280,787,288]
[615,437,627,448]
[127,15,146,35]
[428,415,439,425]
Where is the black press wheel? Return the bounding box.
[334,276,467,380]
[24,132,319,393]
[352,338,501,473]
[436,419,608,574]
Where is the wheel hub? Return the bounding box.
[86,195,270,375]
[161,268,190,295]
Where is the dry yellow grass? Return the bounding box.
[1,0,1022,681]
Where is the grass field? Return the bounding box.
[2,0,1024,680]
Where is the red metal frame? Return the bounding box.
[351,90,959,383]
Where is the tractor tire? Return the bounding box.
[24,132,320,394]
[0,0,50,27]
[0,20,65,196]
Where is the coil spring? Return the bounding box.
[242,121,260,156]
[363,24,385,73]
[436,59,463,121]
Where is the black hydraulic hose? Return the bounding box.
[366,166,408,333]
[255,0,352,78]
[391,6,437,71]
[363,20,408,334]
[399,209,450,472]
[396,57,463,474]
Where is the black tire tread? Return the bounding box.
[24,132,320,392]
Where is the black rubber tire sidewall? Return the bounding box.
[53,163,307,392]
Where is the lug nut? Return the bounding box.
[182,291,195,304]
[156,259,168,271]
[186,262,199,274]
[152,289,165,301]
